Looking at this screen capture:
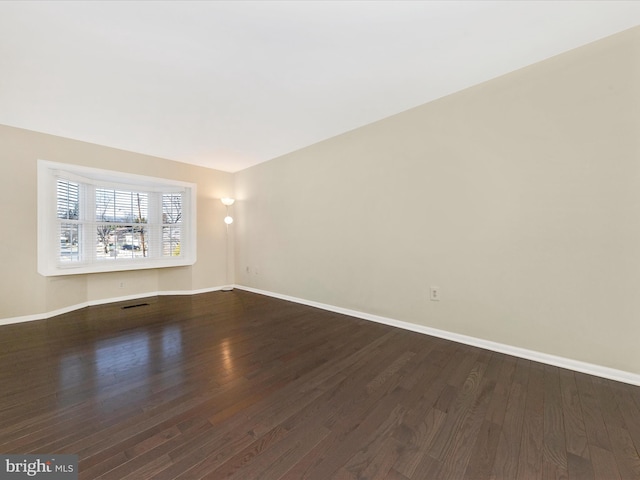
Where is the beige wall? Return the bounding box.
[0,125,233,319]
[234,27,640,374]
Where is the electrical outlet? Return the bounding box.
[119,281,125,289]
[245,266,250,274]
[430,286,440,301]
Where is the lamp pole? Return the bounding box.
[221,198,235,291]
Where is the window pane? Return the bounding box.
[96,224,115,260]
[96,189,148,224]
[57,180,79,219]
[162,226,181,257]
[96,224,147,259]
[125,225,147,258]
[162,194,182,224]
[59,223,80,262]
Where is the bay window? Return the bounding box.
[38,160,196,276]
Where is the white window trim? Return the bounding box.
[38,160,197,276]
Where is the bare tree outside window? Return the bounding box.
[136,193,147,257]
[96,189,113,255]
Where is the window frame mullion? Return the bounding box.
[84,183,97,264]
[147,191,161,259]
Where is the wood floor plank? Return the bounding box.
[390,379,449,477]
[566,452,594,480]
[483,354,512,426]
[301,385,410,479]
[606,424,640,479]
[462,419,502,480]
[250,424,331,480]
[589,445,622,480]
[331,425,404,480]
[612,383,640,458]
[489,379,528,479]
[559,371,590,460]
[384,467,412,480]
[387,343,462,477]
[542,365,568,472]
[516,362,544,479]
[0,290,638,480]
[542,460,569,480]
[423,358,495,479]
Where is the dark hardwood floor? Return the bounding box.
[1,291,639,479]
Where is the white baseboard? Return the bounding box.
[3,284,638,386]
[234,285,640,387]
[0,286,226,327]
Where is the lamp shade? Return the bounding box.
[224,215,234,225]
[221,197,235,206]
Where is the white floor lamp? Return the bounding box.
[221,197,235,291]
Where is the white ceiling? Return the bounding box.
[1,1,639,173]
